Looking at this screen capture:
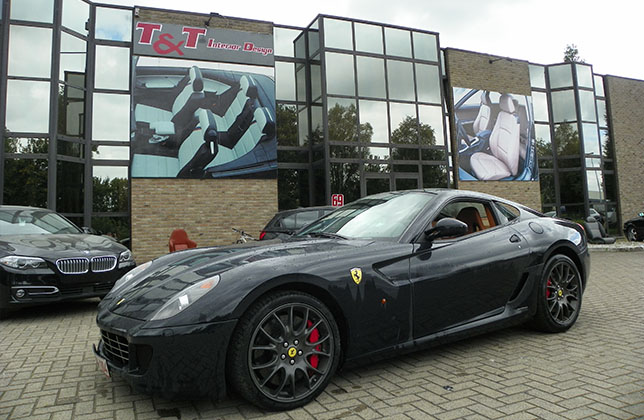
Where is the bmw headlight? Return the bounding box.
[151,275,220,321]
[0,256,48,270]
[111,260,152,294]
[119,250,134,265]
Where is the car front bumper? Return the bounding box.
[94,309,237,400]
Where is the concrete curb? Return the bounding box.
[589,243,644,252]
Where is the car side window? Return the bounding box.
[295,211,319,228]
[280,214,297,229]
[494,202,520,224]
[434,200,498,235]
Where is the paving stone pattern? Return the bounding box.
[1,252,643,420]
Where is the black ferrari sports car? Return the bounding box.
[0,206,136,318]
[94,189,589,410]
[623,211,644,241]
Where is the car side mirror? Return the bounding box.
[424,218,468,241]
[82,226,98,235]
[639,212,644,218]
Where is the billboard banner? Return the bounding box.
[134,22,274,67]
[453,88,538,181]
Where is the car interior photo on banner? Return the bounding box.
[453,88,537,181]
[131,57,276,179]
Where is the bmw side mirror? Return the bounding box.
[424,218,468,241]
[639,212,644,218]
[82,226,98,235]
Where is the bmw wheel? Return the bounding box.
[626,225,638,242]
[229,291,341,410]
[531,254,582,333]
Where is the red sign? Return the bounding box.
[331,194,344,207]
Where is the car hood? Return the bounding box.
[107,238,375,320]
[0,234,127,260]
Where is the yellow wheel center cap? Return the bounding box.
[288,347,297,358]
[558,289,563,297]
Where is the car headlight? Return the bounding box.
[0,256,48,270]
[111,260,152,294]
[151,275,220,321]
[118,250,134,265]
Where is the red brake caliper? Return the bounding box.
[306,320,320,369]
[546,279,552,298]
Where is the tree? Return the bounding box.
[563,44,585,63]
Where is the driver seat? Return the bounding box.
[456,207,484,234]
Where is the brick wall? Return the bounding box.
[445,48,541,210]
[605,76,644,225]
[131,178,277,263]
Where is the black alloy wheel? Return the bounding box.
[229,291,340,410]
[531,254,583,333]
[626,225,638,242]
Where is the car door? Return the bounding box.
[409,199,531,338]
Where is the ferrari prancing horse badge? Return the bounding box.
[350,268,362,285]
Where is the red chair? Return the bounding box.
[168,229,197,252]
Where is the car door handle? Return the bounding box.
[509,234,521,243]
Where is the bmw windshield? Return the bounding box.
[296,191,436,240]
[0,209,83,235]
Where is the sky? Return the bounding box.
[103,0,643,80]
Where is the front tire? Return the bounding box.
[228,291,341,411]
[531,254,583,333]
[626,225,638,242]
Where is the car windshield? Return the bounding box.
[0,209,82,235]
[296,191,435,240]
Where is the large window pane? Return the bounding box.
[275,62,296,101]
[57,140,83,158]
[92,93,130,140]
[95,45,130,90]
[354,23,382,54]
[10,0,54,23]
[274,27,300,57]
[554,122,579,156]
[330,163,360,202]
[297,109,309,146]
[387,60,414,101]
[92,145,129,160]
[586,170,604,201]
[356,56,386,99]
[60,32,86,87]
[535,123,552,157]
[8,26,52,78]
[323,18,353,50]
[578,89,597,122]
[576,65,593,88]
[325,53,354,96]
[594,75,605,97]
[412,32,438,61]
[389,102,416,143]
[384,27,411,58]
[278,168,310,210]
[57,161,84,213]
[559,171,584,203]
[57,84,85,138]
[276,104,298,146]
[415,64,440,103]
[6,80,50,133]
[551,90,576,123]
[582,123,600,155]
[327,98,357,142]
[62,0,89,35]
[532,91,549,122]
[4,137,48,154]
[600,129,612,160]
[548,64,573,89]
[529,64,546,89]
[4,158,48,207]
[423,165,447,188]
[539,173,555,204]
[359,100,388,143]
[311,63,322,102]
[295,66,306,102]
[95,7,132,42]
[418,105,443,145]
[596,99,608,128]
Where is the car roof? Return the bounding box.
[274,206,336,216]
[0,205,52,212]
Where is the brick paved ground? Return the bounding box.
[1,251,643,420]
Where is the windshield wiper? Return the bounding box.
[308,232,348,240]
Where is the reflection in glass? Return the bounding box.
[274,27,300,57]
[548,64,573,89]
[10,0,54,23]
[359,100,388,143]
[366,178,390,195]
[327,98,358,142]
[418,105,443,145]
[391,147,419,160]
[60,32,87,87]
[294,33,306,59]
[331,163,360,202]
[365,163,390,172]
[423,164,447,188]
[367,147,389,160]
[8,26,52,78]
[91,216,130,240]
[95,7,132,42]
[356,56,386,98]
[57,160,85,213]
[330,145,362,159]
[578,90,596,122]
[311,63,322,102]
[92,93,130,141]
[596,99,608,128]
[6,80,50,133]
[58,84,85,138]
[278,168,310,210]
[532,91,549,122]
[95,46,130,90]
[558,157,581,169]
[585,158,600,168]
[604,173,616,202]
[421,149,446,161]
[4,137,48,154]
[594,75,605,97]
[276,104,298,146]
[600,129,612,160]
[57,140,83,158]
[325,53,354,96]
[310,106,323,144]
[529,65,546,89]
[296,66,306,102]
[396,178,419,190]
[586,170,604,200]
[275,62,296,101]
[92,145,129,160]
[559,171,583,203]
[550,90,576,123]
[535,123,552,157]
[539,173,555,204]
[415,64,440,104]
[582,123,600,155]
[308,27,320,57]
[4,158,48,207]
[387,60,414,101]
[575,64,593,88]
[324,18,353,50]
[389,102,416,143]
[278,149,308,163]
[92,166,128,214]
[62,0,89,35]
[354,23,382,54]
[412,32,438,61]
[298,109,309,146]
[554,122,579,156]
[385,27,411,58]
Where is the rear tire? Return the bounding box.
[228,291,341,411]
[531,254,582,333]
